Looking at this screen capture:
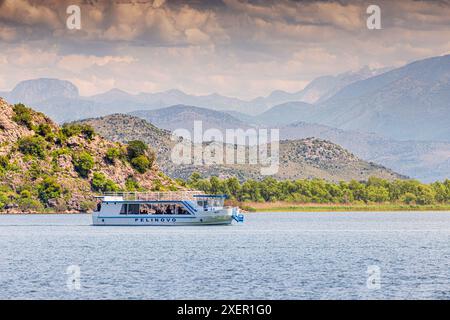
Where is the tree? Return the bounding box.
[18,136,47,159]
[0,155,8,173]
[125,177,141,191]
[35,123,54,141]
[366,185,390,203]
[38,177,62,204]
[72,152,94,178]
[225,177,241,199]
[61,123,95,140]
[12,103,33,129]
[416,185,436,205]
[127,140,148,160]
[348,180,366,201]
[105,147,123,163]
[400,192,417,204]
[131,155,151,173]
[188,172,202,186]
[91,173,119,192]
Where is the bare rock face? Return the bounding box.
[0,98,34,146]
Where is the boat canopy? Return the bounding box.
[193,194,228,199]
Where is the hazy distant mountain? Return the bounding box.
[281,122,450,182]
[250,66,390,107]
[8,78,79,104]
[223,110,259,125]
[306,54,450,141]
[254,101,313,126]
[130,105,250,132]
[89,88,135,103]
[90,88,261,114]
[79,114,403,182]
[298,66,391,104]
[0,66,390,122]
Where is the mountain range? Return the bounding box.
[2,54,450,181]
[119,104,450,182]
[77,114,403,182]
[300,55,450,141]
[0,66,387,122]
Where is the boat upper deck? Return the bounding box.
[98,191,225,202]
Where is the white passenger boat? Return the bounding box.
[92,191,244,226]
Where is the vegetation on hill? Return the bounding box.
[182,173,450,208]
[0,99,179,213]
[79,114,405,182]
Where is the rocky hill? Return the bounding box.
[0,98,179,213]
[281,121,450,182]
[79,114,405,182]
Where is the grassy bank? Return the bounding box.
[236,201,450,212]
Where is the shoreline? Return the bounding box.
[237,202,450,212]
[2,204,450,214]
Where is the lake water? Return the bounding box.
[1,212,450,300]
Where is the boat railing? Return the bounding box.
[100,191,205,201]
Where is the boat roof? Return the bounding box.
[193,194,227,198]
[95,191,227,201]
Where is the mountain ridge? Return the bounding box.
[78,113,405,182]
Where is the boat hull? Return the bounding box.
[92,212,233,226]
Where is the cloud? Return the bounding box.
[0,24,16,41]
[57,55,137,71]
[185,28,211,44]
[0,0,62,28]
[1,0,450,99]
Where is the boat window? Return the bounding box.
[127,204,140,215]
[176,205,188,215]
[140,204,152,215]
[120,204,127,214]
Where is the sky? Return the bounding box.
[1,0,450,99]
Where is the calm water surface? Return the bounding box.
[1,212,450,299]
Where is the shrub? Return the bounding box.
[62,123,95,140]
[17,197,44,212]
[416,185,436,205]
[125,177,140,191]
[366,185,390,203]
[80,200,96,212]
[38,177,62,204]
[91,172,119,192]
[35,123,55,141]
[127,140,148,160]
[105,147,122,163]
[400,192,417,205]
[18,135,47,158]
[151,179,163,191]
[0,155,8,171]
[20,189,32,199]
[0,192,8,210]
[12,103,33,129]
[131,155,151,173]
[72,152,95,178]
